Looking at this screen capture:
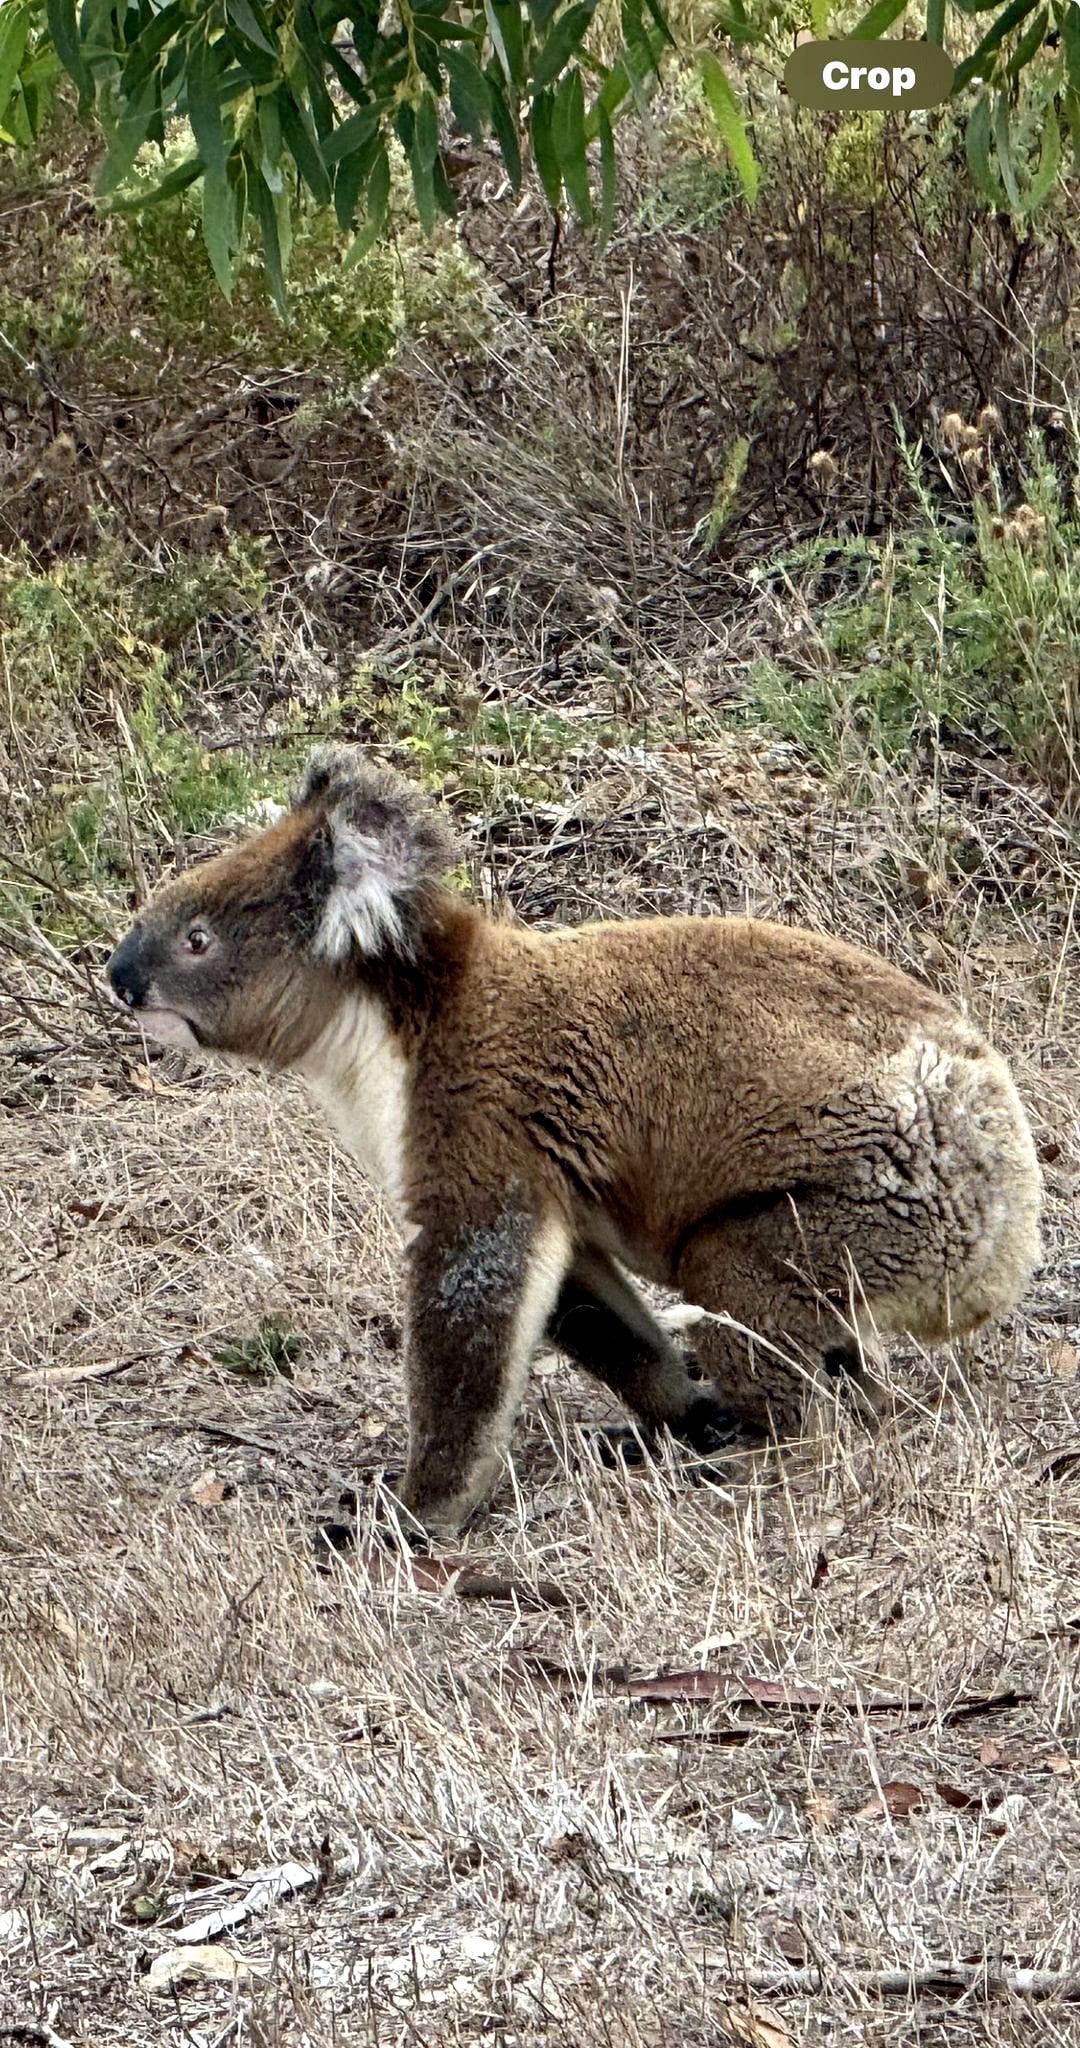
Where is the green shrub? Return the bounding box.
[747,424,1080,788]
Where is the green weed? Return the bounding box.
[215,1316,301,1381]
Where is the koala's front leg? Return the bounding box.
[398,1201,572,1540]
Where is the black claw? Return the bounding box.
[677,1396,769,1456]
[313,1517,356,1569]
[581,1408,767,1476]
[582,1423,659,1469]
[313,1470,425,1568]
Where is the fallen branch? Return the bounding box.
[364,543,501,660]
[714,1962,1080,2003]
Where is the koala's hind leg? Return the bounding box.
[548,1247,747,1453]
[673,1207,886,1436]
[399,1203,572,1540]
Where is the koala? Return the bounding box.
[105,747,1043,1538]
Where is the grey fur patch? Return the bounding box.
[296,746,458,962]
[436,1212,534,1331]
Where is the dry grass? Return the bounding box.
[2,728,1080,2048]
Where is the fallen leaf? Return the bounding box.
[978,1738,1074,1778]
[625,1671,916,1713]
[14,1355,145,1387]
[126,1065,189,1097]
[857,1780,927,1820]
[939,1688,1033,1725]
[175,1860,317,1943]
[397,1553,470,1594]
[935,1781,982,1810]
[78,1081,114,1106]
[90,1839,132,1871]
[68,1197,123,1225]
[144,1943,266,1993]
[362,1550,569,1608]
[721,1997,796,2048]
[189,1470,229,1508]
[1039,1447,1080,1483]
[655,1726,756,1749]
[1049,1341,1079,1380]
[809,1549,829,1590]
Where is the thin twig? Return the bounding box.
[714,1962,1080,2002]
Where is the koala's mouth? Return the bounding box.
[106,984,203,1051]
[136,1007,204,1052]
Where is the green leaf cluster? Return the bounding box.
[3,0,1075,304]
[4,0,681,300]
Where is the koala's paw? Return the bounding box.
[676,1394,770,1457]
[313,1472,432,1567]
[580,1422,661,1470]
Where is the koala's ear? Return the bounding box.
[296,747,457,961]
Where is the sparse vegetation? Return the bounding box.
[216,1315,302,1380]
[747,421,1080,788]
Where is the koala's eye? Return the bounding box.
[184,925,212,956]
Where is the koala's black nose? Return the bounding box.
[107,928,151,1009]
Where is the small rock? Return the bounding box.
[144,1944,267,1994]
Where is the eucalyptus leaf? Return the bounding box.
[596,95,615,248]
[345,138,390,263]
[46,0,92,107]
[699,49,757,201]
[0,3,29,122]
[530,87,563,208]
[186,28,228,182]
[552,65,591,221]
[95,70,161,193]
[444,43,492,142]
[953,0,1041,88]
[251,157,288,311]
[532,1,595,90]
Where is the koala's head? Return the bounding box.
[105,748,458,1065]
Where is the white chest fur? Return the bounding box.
[297,993,410,1216]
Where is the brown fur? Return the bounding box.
[105,748,1044,1537]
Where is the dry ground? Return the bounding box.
[2,729,1080,2048]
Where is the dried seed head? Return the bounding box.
[977,404,1002,439]
[41,432,77,477]
[808,449,838,485]
[959,444,985,478]
[1006,505,1047,548]
[941,411,965,450]
[959,424,983,451]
